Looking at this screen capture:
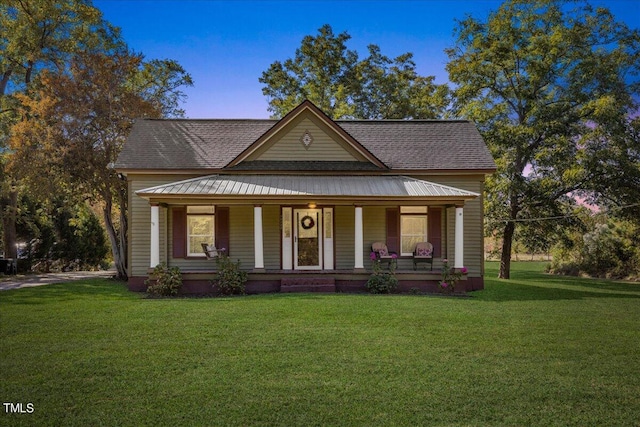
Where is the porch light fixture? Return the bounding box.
[308,203,317,209]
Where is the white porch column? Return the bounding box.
[454,205,464,269]
[354,206,364,269]
[254,205,264,270]
[150,204,160,268]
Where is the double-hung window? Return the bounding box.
[400,206,428,256]
[187,206,215,257]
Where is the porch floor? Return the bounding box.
[172,268,446,294]
[131,267,482,294]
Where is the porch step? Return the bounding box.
[280,277,336,293]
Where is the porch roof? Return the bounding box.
[136,174,479,200]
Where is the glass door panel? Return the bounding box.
[294,209,322,270]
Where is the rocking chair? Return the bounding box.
[413,242,434,270]
[371,242,397,267]
[201,243,223,260]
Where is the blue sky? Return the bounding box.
[93,0,640,119]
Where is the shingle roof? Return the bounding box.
[339,120,495,171]
[116,119,274,170]
[115,117,496,172]
[136,175,480,199]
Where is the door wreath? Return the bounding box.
[300,215,315,230]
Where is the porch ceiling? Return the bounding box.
[136,174,479,201]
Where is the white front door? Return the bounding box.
[294,209,322,270]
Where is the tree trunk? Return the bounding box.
[2,188,18,261]
[499,220,515,279]
[499,192,521,279]
[118,184,128,277]
[102,195,127,281]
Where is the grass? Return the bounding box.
[1,262,639,426]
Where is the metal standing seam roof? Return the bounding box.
[136,175,480,198]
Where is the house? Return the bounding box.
[115,100,496,294]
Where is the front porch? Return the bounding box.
[129,174,486,294]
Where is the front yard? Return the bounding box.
[1,262,638,426]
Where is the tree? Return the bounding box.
[446,0,640,278]
[260,24,450,119]
[352,45,450,120]
[1,0,120,260]
[259,24,358,118]
[550,215,640,280]
[9,50,192,279]
[580,115,640,223]
[17,195,109,271]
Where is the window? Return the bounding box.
[187,206,215,256]
[400,206,428,256]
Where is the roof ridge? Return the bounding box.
[139,118,277,122]
[135,117,470,123]
[337,119,470,123]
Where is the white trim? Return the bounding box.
[323,207,334,270]
[254,206,264,269]
[150,205,160,267]
[354,206,364,269]
[282,207,293,270]
[455,206,464,269]
[186,213,215,257]
[400,211,428,256]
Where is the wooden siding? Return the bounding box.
[168,205,280,271]
[360,206,449,271]
[428,175,484,277]
[334,206,355,270]
[362,206,385,268]
[251,117,361,162]
[263,206,281,269]
[129,176,172,277]
[169,205,259,272]
[228,205,254,269]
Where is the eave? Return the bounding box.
[135,174,480,206]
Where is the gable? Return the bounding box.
[226,100,387,169]
[248,115,364,162]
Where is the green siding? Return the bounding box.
[253,118,359,162]
[129,176,170,277]
[427,176,485,277]
[227,205,254,269]
[334,206,354,270]
[263,206,281,269]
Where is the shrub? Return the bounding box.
[550,219,640,280]
[214,254,248,296]
[146,263,182,296]
[366,255,398,294]
[18,197,109,272]
[439,259,466,293]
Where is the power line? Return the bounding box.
[485,203,640,225]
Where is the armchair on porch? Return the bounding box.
[371,242,397,267]
[413,242,434,270]
[201,243,225,260]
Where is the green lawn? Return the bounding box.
[1,262,639,426]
